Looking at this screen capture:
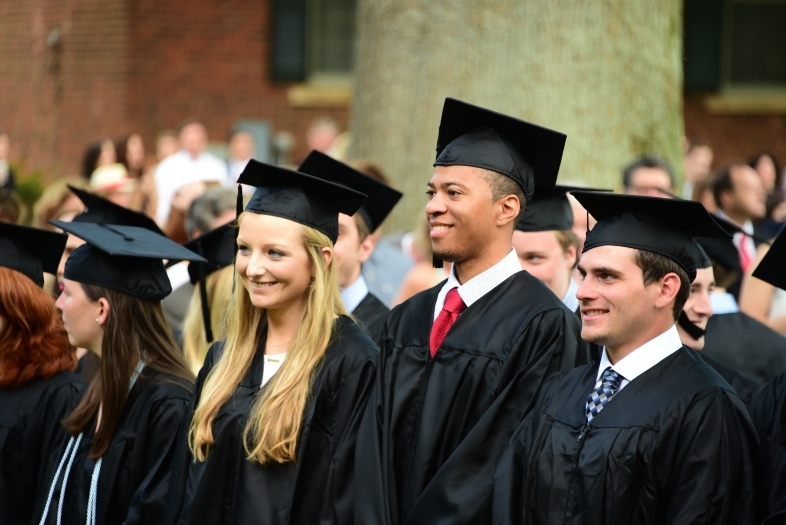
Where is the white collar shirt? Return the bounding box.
[341,275,370,314]
[595,324,683,393]
[433,248,521,321]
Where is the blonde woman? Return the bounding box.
[172,161,378,525]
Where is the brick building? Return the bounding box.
[0,0,784,179]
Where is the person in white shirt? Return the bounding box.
[226,129,255,187]
[354,98,584,524]
[493,192,759,524]
[154,119,228,226]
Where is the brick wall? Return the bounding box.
[0,0,349,179]
[684,94,786,170]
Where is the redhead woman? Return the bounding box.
[170,161,378,525]
[36,222,204,525]
[0,223,82,525]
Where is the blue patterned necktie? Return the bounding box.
[586,367,623,424]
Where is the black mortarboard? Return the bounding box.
[51,221,206,302]
[0,222,67,287]
[572,192,730,281]
[434,98,567,205]
[690,241,712,269]
[69,185,164,235]
[236,159,367,243]
[753,227,786,290]
[711,214,770,246]
[695,236,741,273]
[298,151,402,232]
[515,185,611,232]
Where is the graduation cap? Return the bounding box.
[711,214,770,246]
[68,185,164,235]
[434,98,567,206]
[51,221,206,302]
[753,227,786,291]
[0,222,67,287]
[677,241,712,341]
[695,236,741,274]
[298,151,402,232]
[236,159,367,243]
[572,192,731,282]
[515,185,611,232]
[170,224,236,343]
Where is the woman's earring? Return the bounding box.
[96,318,100,324]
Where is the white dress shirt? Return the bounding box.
[561,277,580,312]
[595,325,683,393]
[341,275,370,313]
[154,150,229,225]
[711,292,739,315]
[261,353,286,388]
[433,248,521,321]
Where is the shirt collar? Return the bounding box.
[444,248,521,308]
[596,324,683,383]
[341,274,369,313]
[717,210,754,234]
[561,277,580,312]
[710,292,739,315]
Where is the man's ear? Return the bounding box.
[496,194,521,227]
[358,233,377,264]
[654,272,682,311]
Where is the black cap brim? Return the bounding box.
[68,185,165,236]
[516,185,611,232]
[298,151,402,232]
[0,222,67,286]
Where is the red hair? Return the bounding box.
[0,267,76,389]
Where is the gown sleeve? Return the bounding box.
[123,389,192,525]
[661,390,761,524]
[318,350,377,524]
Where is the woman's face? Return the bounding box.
[235,214,324,312]
[126,134,145,170]
[55,279,105,354]
[97,139,117,168]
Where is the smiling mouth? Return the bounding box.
[429,224,453,237]
[582,309,608,316]
[250,281,278,288]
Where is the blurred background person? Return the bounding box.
[691,171,719,214]
[116,133,157,219]
[163,187,238,338]
[682,137,713,199]
[89,162,137,209]
[621,155,677,197]
[749,152,786,238]
[0,189,21,224]
[154,119,228,229]
[80,138,117,180]
[0,127,16,191]
[227,129,255,186]
[156,130,180,162]
[739,242,786,337]
[712,160,767,275]
[31,177,88,230]
[306,116,340,157]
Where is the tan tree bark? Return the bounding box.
[349,0,683,233]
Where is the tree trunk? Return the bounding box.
[349,0,683,233]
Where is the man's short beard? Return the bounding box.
[433,246,465,264]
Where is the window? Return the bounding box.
[270,0,356,82]
[684,0,786,92]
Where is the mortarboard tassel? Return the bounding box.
[677,311,705,340]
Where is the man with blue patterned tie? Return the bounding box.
[493,193,761,524]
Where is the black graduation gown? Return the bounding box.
[703,312,786,383]
[354,271,584,525]
[750,372,786,518]
[173,315,377,525]
[352,291,389,345]
[0,371,82,525]
[493,347,760,525]
[701,352,761,404]
[36,369,193,525]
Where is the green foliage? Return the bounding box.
[9,161,45,225]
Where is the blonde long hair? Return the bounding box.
[182,265,234,375]
[189,214,346,464]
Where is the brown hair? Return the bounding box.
[0,267,76,388]
[711,159,750,209]
[353,212,371,242]
[62,285,193,458]
[633,250,690,320]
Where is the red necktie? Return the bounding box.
[430,288,467,357]
[740,233,753,272]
